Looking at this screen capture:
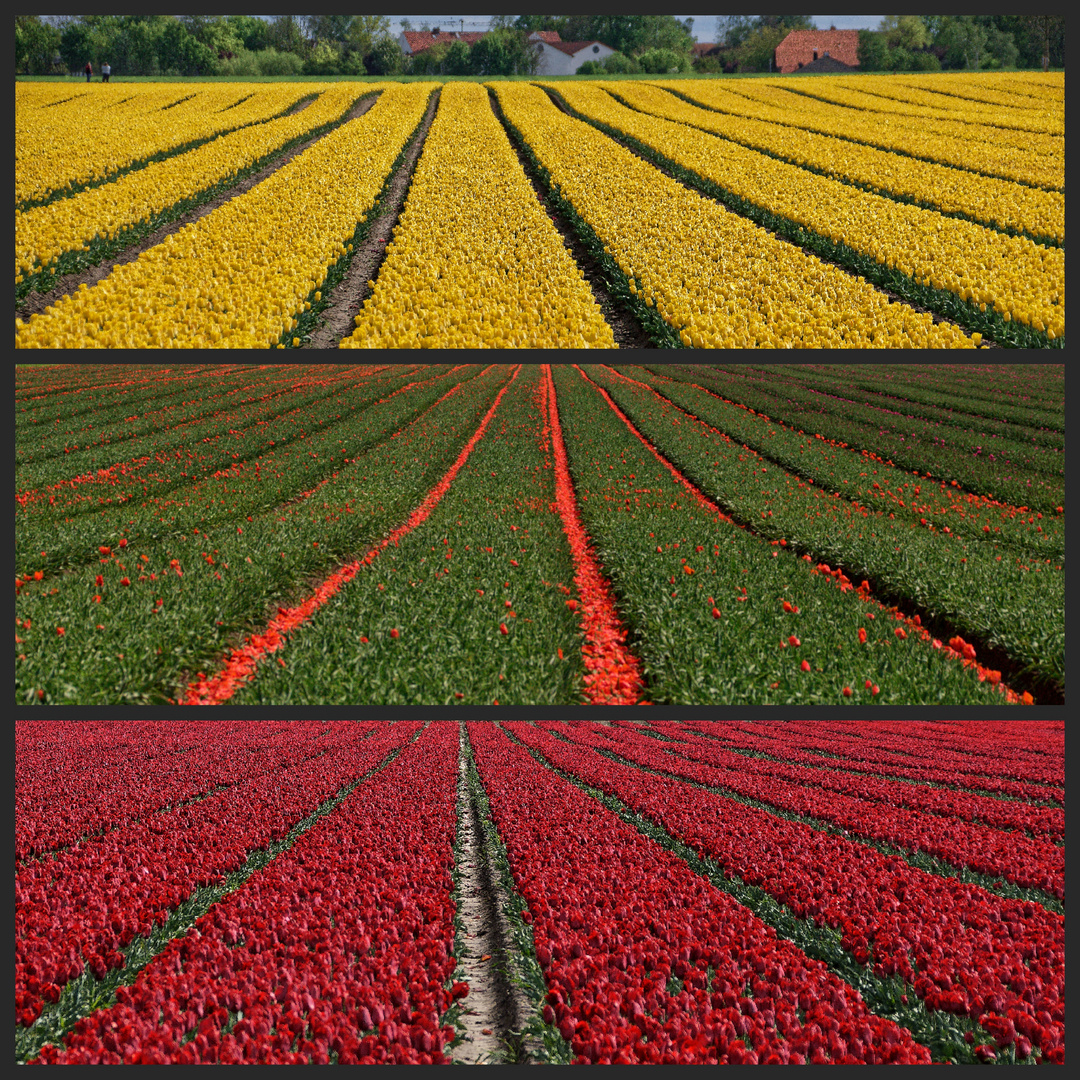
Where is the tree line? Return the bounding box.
[15,14,1064,78]
[707,15,1064,74]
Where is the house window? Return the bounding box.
[813,49,818,60]
[593,45,600,53]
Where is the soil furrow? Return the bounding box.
[452,728,533,1064]
[304,88,441,349]
[16,93,381,322]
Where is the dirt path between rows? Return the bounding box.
[15,92,380,322]
[302,88,441,349]
[542,86,996,347]
[489,88,654,349]
[453,729,536,1064]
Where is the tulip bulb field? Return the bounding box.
[15,363,1064,706]
[14,72,1063,348]
[15,719,1064,1064]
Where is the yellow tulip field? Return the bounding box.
[14,72,1063,348]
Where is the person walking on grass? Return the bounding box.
[84,61,92,82]
[102,62,110,82]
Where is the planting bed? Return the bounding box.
[16,719,1064,1064]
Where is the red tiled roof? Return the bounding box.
[692,42,719,56]
[548,40,607,56]
[774,29,859,73]
[528,31,562,44]
[402,30,488,54]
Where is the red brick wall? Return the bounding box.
[774,30,859,74]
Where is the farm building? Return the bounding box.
[397,29,488,56]
[530,35,616,75]
[774,29,859,74]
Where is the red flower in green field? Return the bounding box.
[801,660,811,672]
[118,539,127,548]
[782,600,793,613]
[843,686,852,697]
[360,636,369,644]
[858,628,867,644]
[390,628,399,639]
[120,577,130,587]
[34,571,43,581]
[895,627,906,639]
[56,627,65,636]
[566,599,578,611]
[96,575,104,587]
[865,679,873,689]
[788,635,800,647]
[500,623,509,635]
[711,607,721,619]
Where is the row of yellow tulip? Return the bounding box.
[15,83,313,206]
[16,85,374,287]
[779,76,1062,135]
[606,82,1063,245]
[342,84,614,349]
[492,82,976,349]
[825,72,1064,117]
[15,84,433,349]
[666,80,1063,191]
[552,82,1063,340]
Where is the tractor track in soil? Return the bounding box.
[303,88,441,349]
[15,93,381,323]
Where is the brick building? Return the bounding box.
[773,29,859,74]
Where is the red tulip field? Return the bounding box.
[15,719,1063,1064]
[14,363,1063,706]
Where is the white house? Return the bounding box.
[528,34,615,75]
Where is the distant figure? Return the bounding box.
[84,61,92,82]
[1042,53,1050,72]
[102,62,111,82]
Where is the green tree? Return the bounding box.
[224,15,270,53]
[857,29,890,71]
[15,15,61,74]
[346,16,391,58]
[58,20,94,73]
[469,27,538,75]
[367,33,404,75]
[304,15,351,44]
[983,26,1019,69]
[878,15,929,52]
[636,46,691,74]
[716,15,754,48]
[268,15,307,57]
[755,15,815,32]
[603,51,641,74]
[304,38,343,75]
[936,16,987,70]
[733,24,786,72]
[156,17,215,76]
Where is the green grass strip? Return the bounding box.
[461,723,573,1064]
[15,728,417,1065]
[544,86,1059,350]
[497,723,1038,1065]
